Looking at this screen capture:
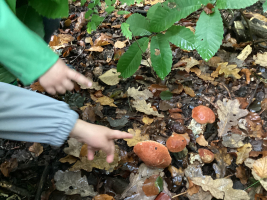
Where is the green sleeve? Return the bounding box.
[0,0,59,85]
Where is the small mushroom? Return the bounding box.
[166,134,187,152]
[192,105,215,124]
[198,149,214,163]
[133,141,172,168]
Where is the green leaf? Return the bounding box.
[150,34,172,80]
[81,0,87,5]
[155,176,163,193]
[6,0,16,14]
[126,13,152,36]
[106,0,115,6]
[117,10,131,15]
[263,1,267,12]
[85,10,93,19]
[165,25,195,51]
[88,3,95,8]
[16,5,45,38]
[120,0,135,6]
[160,91,173,100]
[195,9,224,61]
[87,14,104,33]
[147,3,160,20]
[136,0,142,3]
[217,0,258,9]
[105,6,115,13]
[117,37,149,78]
[150,0,203,32]
[121,23,132,40]
[29,0,69,19]
[0,65,16,84]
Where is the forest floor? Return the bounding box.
[2,1,267,200]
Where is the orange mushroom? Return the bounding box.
[166,134,187,152]
[198,149,214,163]
[133,141,172,168]
[192,105,215,124]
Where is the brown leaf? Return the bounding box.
[206,56,222,68]
[203,3,214,14]
[253,157,267,178]
[211,65,221,78]
[190,67,201,76]
[149,84,168,97]
[93,194,114,200]
[236,143,252,165]
[240,69,251,84]
[142,175,161,196]
[187,177,200,196]
[114,49,125,61]
[184,86,195,97]
[235,165,247,184]
[94,33,114,46]
[124,128,150,147]
[171,84,184,94]
[82,105,95,122]
[196,135,208,146]
[142,116,154,125]
[99,69,121,86]
[0,158,18,177]
[237,45,252,61]
[64,19,72,27]
[245,112,265,138]
[218,62,241,79]
[174,57,200,72]
[30,82,45,93]
[91,95,117,107]
[85,46,104,52]
[85,37,94,45]
[59,155,78,164]
[112,24,121,28]
[74,12,86,32]
[236,97,249,109]
[114,40,127,48]
[261,98,267,111]
[29,143,43,157]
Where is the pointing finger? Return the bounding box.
[108,130,133,140]
[67,69,92,88]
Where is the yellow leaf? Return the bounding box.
[253,157,267,178]
[218,62,241,79]
[132,100,164,117]
[236,143,252,165]
[99,69,121,86]
[114,40,126,48]
[124,128,149,147]
[86,46,104,52]
[93,95,117,107]
[142,116,154,125]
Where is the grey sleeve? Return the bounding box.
[0,83,79,146]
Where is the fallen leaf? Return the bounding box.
[174,57,200,72]
[245,112,265,138]
[74,12,86,32]
[114,40,127,48]
[211,64,221,78]
[184,86,195,97]
[142,175,163,196]
[0,158,18,177]
[124,128,150,147]
[236,143,252,165]
[114,49,125,61]
[172,84,184,94]
[71,145,120,172]
[222,133,245,148]
[30,82,45,92]
[29,143,43,157]
[218,62,241,79]
[144,0,164,5]
[112,24,121,28]
[127,87,153,100]
[92,95,117,107]
[261,98,267,111]
[206,56,222,68]
[107,116,128,127]
[93,194,114,200]
[187,177,200,195]
[237,45,252,61]
[86,46,104,52]
[142,116,154,125]
[59,155,78,164]
[99,68,121,85]
[64,19,72,27]
[85,37,94,45]
[217,98,249,137]
[196,135,208,146]
[168,166,184,186]
[235,165,247,185]
[81,104,95,122]
[253,157,267,178]
[240,69,251,84]
[190,67,201,76]
[94,33,114,46]
[186,187,212,200]
[132,100,164,117]
[49,34,75,50]
[64,138,83,158]
[253,52,267,67]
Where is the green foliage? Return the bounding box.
[160,91,173,100]
[155,176,163,193]
[150,34,172,80]
[29,0,69,19]
[0,65,16,84]
[263,0,267,12]
[195,8,224,61]
[81,0,87,6]
[87,14,105,33]
[121,23,132,39]
[105,6,115,13]
[120,0,135,6]
[216,0,258,9]
[6,0,16,14]
[117,37,149,78]
[16,5,45,38]
[126,14,152,36]
[165,26,195,51]
[117,10,131,15]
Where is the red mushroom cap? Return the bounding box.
[166,134,187,152]
[133,141,172,168]
[192,105,215,124]
[198,149,214,163]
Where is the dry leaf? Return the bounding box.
[245,112,265,138]
[235,165,247,185]
[190,67,201,76]
[70,145,120,172]
[187,177,200,196]
[85,37,94,45]
[29,143,43,157]
[99,69,121,85]
[0,158,18,177]
[132,100,164,117]
[64,138,83,158]
[127,87,153,100]
[91,95,117,107]
[211,65,221,78]
[142,116,154,125]
[93,194,114,200]
[240,69,251,84]
[144,0,164,5]
[192,176,249,200]
[253,52,267,67]
[207,56,222,68]
[94,33,113,46]
[86,46,104,52]
[114,40,127,48]
[74,12,86,32]
[124,128,150,147]
[216,98,249,137]
[112,24,121,28]
[237,45,252,61]
[222,133,245,148]
[49,34,75,50]
[174,57,200,72]
[184,86,195,97]
[253,157,267,178]
[218,62,241,79]
[236,143,252,164]
[59,155,78,164]
[196,135,208,146]
[186,187,212,200]
[30,82,45,92]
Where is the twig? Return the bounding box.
[240,9,254,46]
[0,181,31,199]
[246,79,260,109]
[35,163,50,200]
[172,191,188,198]
[70,48,85,63]
[219,83,232,100]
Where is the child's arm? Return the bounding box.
[0,83,132,162]
[0,1,91,94]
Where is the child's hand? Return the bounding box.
[69,119,133,163]
[39,58,92,95]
